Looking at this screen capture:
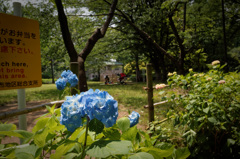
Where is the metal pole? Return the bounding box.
[147,63,154,122]
[13,2,27,135]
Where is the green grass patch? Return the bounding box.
[0,84,59,105]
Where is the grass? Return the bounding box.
[0,84,59,105]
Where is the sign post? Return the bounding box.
[12,2,27,133]
[0,2,42,142]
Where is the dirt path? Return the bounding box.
[1,100,147,144]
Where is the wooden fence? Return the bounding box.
[0,100,64,120]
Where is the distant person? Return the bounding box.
[105,75,110,84]
[119,73,126,84]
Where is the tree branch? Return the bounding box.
[79,0,118,60]
[55,0,78,62]
[104,0,179,66]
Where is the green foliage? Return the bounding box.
[156,62,240,158]
[0,104,189,158]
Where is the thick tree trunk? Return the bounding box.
[78,57,88,92]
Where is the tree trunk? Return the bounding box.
[78,56,88,92]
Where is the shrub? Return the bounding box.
[157,61,240,158]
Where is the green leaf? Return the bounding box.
[50,104,56,114]
[15,152,34,159]
[186,105,193,110]
[203,107,210,114]
[32,117,49,133]
[15,145,38,157]
[89,118,104,134]
[69,127,85,141]
[103,127,121,140]
[172,147,190,159]
[227,138,236,147]
[140,146,174,158]
[50,142,75,159]
[48,117,58,129]
[63,153,79,159]
[224,87,232,93]
[121,126,138,142]
[14,130,33,139]
[0,124,16,131]
[208,117,217,124]
[129,152,154,159]
[0,131,23,138]
[117,117,130,132]
[33,128,49,147]
[86,140,132,158]
[158,91,165,95]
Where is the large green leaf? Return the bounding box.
[69,127,85,141]
[14,130,33,139]
[103,127,121,140]
[15,152,34,159]
[33,128,49,147]
[50,142,75,159]
[121,126,138,142]
[0,124,16,131]
[117,117,130,132]
[15,145,38,157]
[172,147,190,159]
[0,131,23,138]
[86,140,132,158]
[129,152,154,159]
[89,118,104,134]
[140,146,174,158]
[32,117,49,133]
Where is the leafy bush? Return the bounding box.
[155,61,240,158]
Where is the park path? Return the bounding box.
[1,100,147,144]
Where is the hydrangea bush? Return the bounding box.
[153,61,240,158]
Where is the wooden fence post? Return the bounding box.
[147,63,154,122]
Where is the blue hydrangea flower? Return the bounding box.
[67,74,78,87]
[55,78,67,90]
[61,70,73,78]
[56,70,78,90]
[129,111,140,127]
[60,95,85,132]
[60,89,118,132]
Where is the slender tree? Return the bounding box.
[54,0,118,92]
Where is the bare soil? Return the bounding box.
[0,100,147,144]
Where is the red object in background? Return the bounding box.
[120,73,126,78]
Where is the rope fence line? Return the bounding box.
[0,100,64,120]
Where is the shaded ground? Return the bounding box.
[0,100,147,144]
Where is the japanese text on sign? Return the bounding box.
[0,13,42,90]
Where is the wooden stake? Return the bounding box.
[147,63,154,122]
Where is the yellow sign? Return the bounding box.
[0,13,42,90]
